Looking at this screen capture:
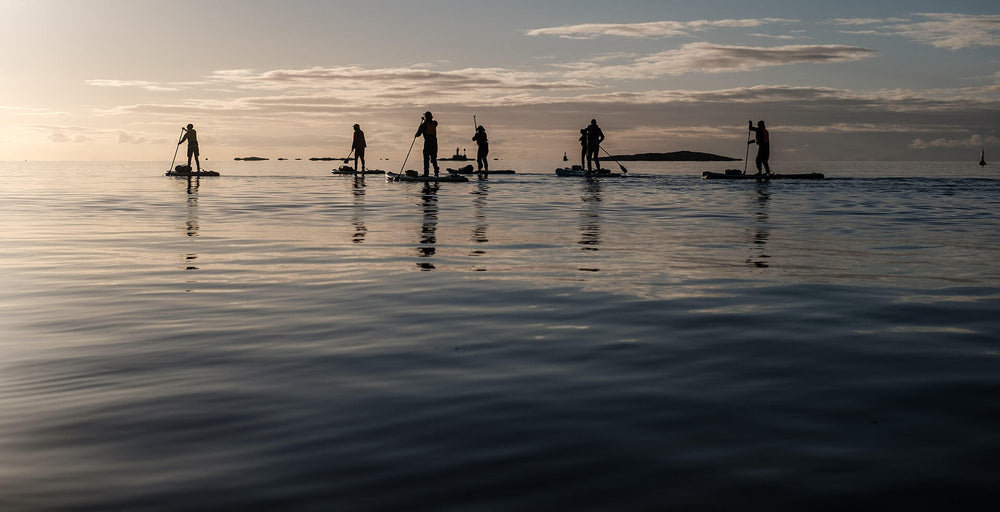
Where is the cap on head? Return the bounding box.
[590,119,597,124]
[424,111,433,118]
[187,124,194,129]
[477,125,484,131]
[758,120,766,127]
[353,124,360,128]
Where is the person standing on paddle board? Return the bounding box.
[416,111,440,177]
[472,125,489,177]
[178,124,201,172]
[749,120,771,175]
[585,119,605,173]
[352,124,367,173]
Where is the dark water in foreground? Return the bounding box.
[2,161,999,510]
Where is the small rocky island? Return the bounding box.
[234,156,269,161]
[607,151,739,161]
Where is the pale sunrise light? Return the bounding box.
[0,0,997,162]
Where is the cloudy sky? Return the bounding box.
[1,0,998,162]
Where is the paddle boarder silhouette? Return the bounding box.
[352,124,367,173]
[749,120,771,175]
[473,125,489,177]
[416,112,440,177]
[178,124,201,172]
[584,119,605,173]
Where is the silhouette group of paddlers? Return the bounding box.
[173,113,784,177]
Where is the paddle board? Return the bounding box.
[165,170,220,176]
[701,171,824,180]
[386,172,470,183]
[555,167,623,177]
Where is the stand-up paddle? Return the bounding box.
[600,147,629,174]
[343,148,354,164]
[743,121,752,175]
[391,131,419,182]
[168,127,185,173]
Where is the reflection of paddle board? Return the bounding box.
[386,172,470,183]
[701,170,824,180]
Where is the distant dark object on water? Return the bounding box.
[278,158,287,161]
[609,151,739,162]
[309,157,341,161]
[234,156,268,161]
[440,148,469,161]
[980,147,987,167]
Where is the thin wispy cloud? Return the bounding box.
[559,43,875,78]
[833,13,1000,49]
[748,33,800,40]
[89,65,596,107]
[85,79,184,92]
[910,134,1000,149]
[527,18,797,39]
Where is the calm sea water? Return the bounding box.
[2,160,999,510]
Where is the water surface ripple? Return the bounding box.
[2,161,999,510]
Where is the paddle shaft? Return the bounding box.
[344,148,354,163]
[169,128,185,171]
[743,124,752,175]
[395,135,418,181]
[600,147,628,174]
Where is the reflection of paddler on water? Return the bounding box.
[417,182,440,270]
[416,111,440,177]
[351,176,367,244]
[473,125,489,177]
[746,183,771,268]
[472,180,490,247]
[579,179,602,255]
